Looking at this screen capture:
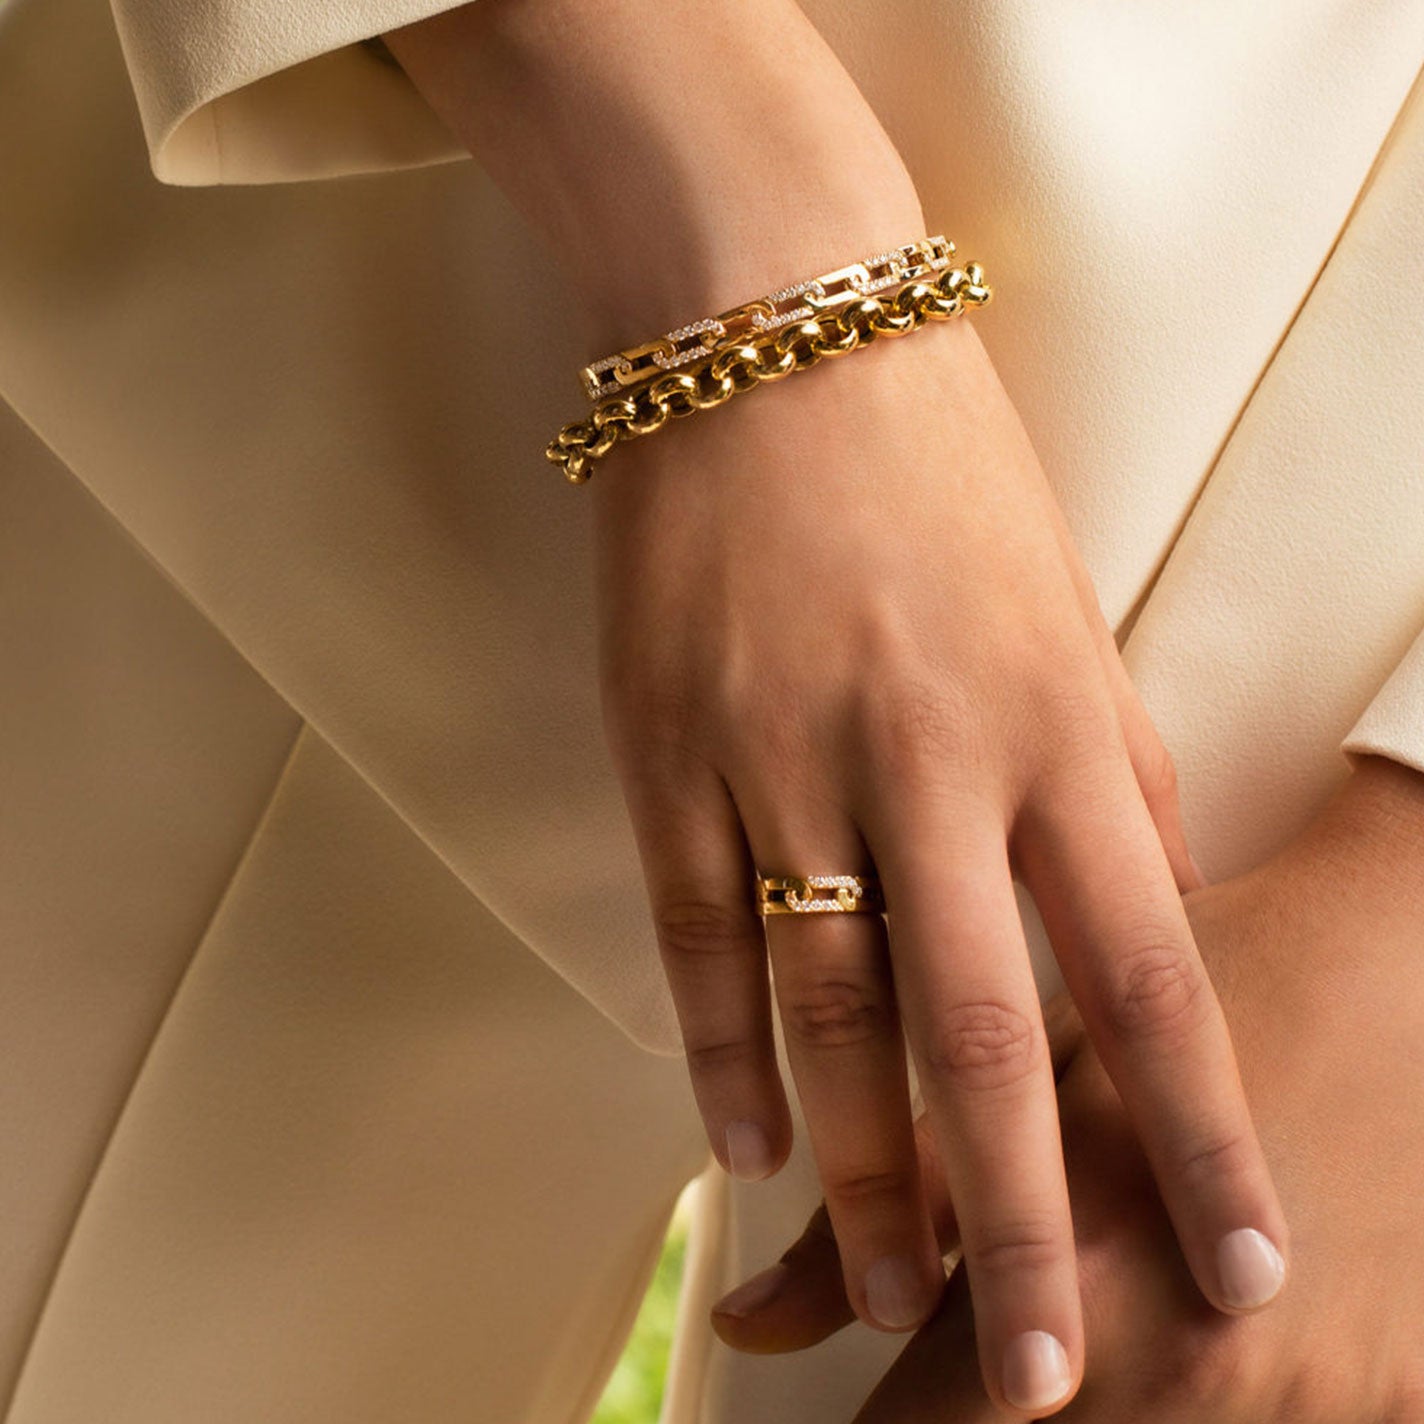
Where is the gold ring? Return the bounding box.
[755,873,885,916]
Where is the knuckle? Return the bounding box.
[655,897,752,960]
[919,999,1043,1093]
[683,1036,756,1075]
[1100,940,1207,1044]
[782,977,894,1051]
[1174,1128,1254,1192]
[1137,736,1180,807]
[859,676,985,780]
[602,670,701,767]
[738,695,819,775]
[965,1213,1065,1277]
[824,1166,917,1209]
[1031,679,1122,767]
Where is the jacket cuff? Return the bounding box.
[1341,624,1424,778]
[108,0,472,185]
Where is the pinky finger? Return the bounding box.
[620,762,793,1181]
[1037,476,1206,893]
[1107,673,1208,894]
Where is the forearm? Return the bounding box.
[380,0,925,346]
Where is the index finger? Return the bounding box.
[1016,752,1289,1316]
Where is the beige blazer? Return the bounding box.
[1,0,1421,1419]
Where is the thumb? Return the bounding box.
[709,1200,858,1354]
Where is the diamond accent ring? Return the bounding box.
[755,873,886,916]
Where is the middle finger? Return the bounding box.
[866,788,1084,1417]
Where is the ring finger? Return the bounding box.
[731,774,945,1335]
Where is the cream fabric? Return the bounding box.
[106,3,467,183]
[1,0,1422,1418]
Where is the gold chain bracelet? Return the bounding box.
[545,258,992,484]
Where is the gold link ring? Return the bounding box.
[755,873,886,916]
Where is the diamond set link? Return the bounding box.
[578,235,957,402]
[755,874,886,916]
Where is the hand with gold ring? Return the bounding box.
[711,758,1424,1424]
[592,308,1288,1415]
[384,2,1287,1414]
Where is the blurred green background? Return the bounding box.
[591,1191,693,1424]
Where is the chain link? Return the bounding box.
[546,262,991,483]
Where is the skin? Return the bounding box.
[712,753,1424,1423]
[382,3,1288,1409]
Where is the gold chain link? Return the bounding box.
[546,261,992,483]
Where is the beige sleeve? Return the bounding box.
[106,0,471,184]
[1341,625,1424,778]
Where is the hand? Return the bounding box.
[594,297,1289,1413]
[384,3,1285,1410]
[712,754,1424,1422]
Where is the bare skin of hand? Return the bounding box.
[383,4,1287,1407]
[712,753,1424,1422]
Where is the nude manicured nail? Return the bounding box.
[1002,1330,1072,1412]
[1216,1227,1286,1309]
[712,1262,790,1318]
[864,1255,931,1330]
[724,1120,774,1181]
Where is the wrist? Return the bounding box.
[383,0,927,346]
[574,185,929,355]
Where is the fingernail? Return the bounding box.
[724,1120,775,1181]
[712,1262,790,1318]
[1002,1330,1072,1412]
[1188,849,1210,886]
[1216,1227,1286,1309]
[864,1255,931,1330]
